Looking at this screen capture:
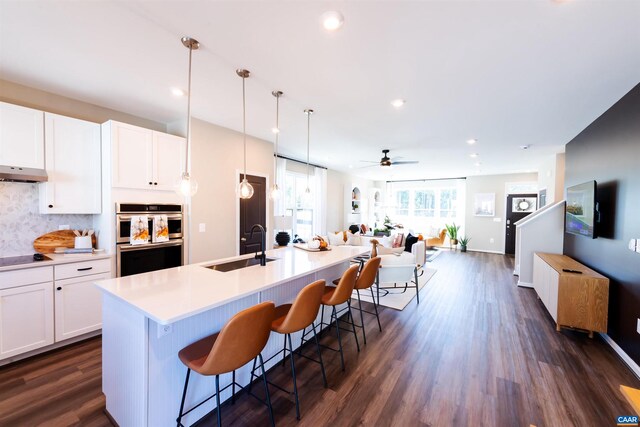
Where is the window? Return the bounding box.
[414,190,435,217]
[439,189,457,218]
[284,171,314,239]
[396,191,409,216]
[386,179,465,233]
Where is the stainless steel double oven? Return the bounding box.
[115,203,184,277]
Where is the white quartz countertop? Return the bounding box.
[0,253,112,273]
[94,245,368,325]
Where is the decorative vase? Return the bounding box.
[275,231,291,247]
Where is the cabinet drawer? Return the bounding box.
[54,258,111,280]
[0,266,53,290]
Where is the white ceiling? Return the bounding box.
[1,1,639,181]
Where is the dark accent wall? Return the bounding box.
[564,83,640,366]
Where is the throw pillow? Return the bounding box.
[328,232,345,246]
[392,233,404,248]
[346,232,361,246]
[379,235,393,248]
[404,233,418,252]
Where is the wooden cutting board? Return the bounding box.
[33,230,96,254]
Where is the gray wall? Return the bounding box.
[564,83,640,365]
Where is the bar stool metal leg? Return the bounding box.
[176,368,191,427]
[332,306,345,371]
[281,334,287,367]
[370,286,382,332]
[287,333,301,420]
[347,300,360,352]
[312,323,328,387]
[215,375,221,427]
[231,370,236,404]
[259,353,276,427]
[356,289,367,345]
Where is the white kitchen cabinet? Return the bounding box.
[0,101,45,169]
[39,113,102,214]
[54,272,108,341]
[152,132,184,190]
[53,259,110,341]
[0,282,54,360]
[108,121,184,191]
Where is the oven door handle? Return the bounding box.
[118,239,184,252]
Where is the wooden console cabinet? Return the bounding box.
[532,252,609,338]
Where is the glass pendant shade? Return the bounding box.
[177,172,199,197]
[175,36,199,198]
[237,178,254,199]
[270,184,280,200]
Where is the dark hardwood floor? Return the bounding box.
[1,251,638,426]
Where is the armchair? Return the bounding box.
[426,229,447,248]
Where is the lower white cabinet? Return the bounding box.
[54,272,108,341]
[0,282,54,360]
[0,258,111,362]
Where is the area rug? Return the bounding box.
[426,248,442,262]
[351,268,437,311]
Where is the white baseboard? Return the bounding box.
[600,333,640,380]
[517,280,533,288]
[467,248,505,255]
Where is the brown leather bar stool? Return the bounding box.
[176,301,276,427]
[315,264,360,371]
[259,279,327,420]
[345,256,382,345]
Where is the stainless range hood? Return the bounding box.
[0,165,48,183]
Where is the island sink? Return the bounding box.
[204,257,277,272]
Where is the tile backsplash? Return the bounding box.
[0,183,94,257]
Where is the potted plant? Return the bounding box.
[445,223,461,248]
[458,236,471,252]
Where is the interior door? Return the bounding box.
[505,193,537,255]
[239,174,266,255]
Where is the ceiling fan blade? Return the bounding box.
[391,160,419,165]
[359,160,380,163]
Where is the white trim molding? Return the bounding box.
[600,333,640,380]
[517,280,533,288]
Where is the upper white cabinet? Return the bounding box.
[107,121,184,191]
[40,113,101,214]
[0,101,44,169]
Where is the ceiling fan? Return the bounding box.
[360,149,419,168]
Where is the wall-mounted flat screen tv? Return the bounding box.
[565,180,597,238]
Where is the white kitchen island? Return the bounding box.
[94,245,367,427]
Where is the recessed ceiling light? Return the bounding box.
[391,99,406,108]
[321,11,344,31]
[271,127,280,134]
[348,164,353,169]
[474,162,482,166]
[171,87,185,97]
[467,139,477,145]
[470,153,479,158]
[520,144,531,150]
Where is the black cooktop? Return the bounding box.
[0,254,52,268]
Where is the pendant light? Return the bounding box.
[270,90,283,200]
[304,109,314,195]
[176,36,199,197]
[236,69,254,199]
